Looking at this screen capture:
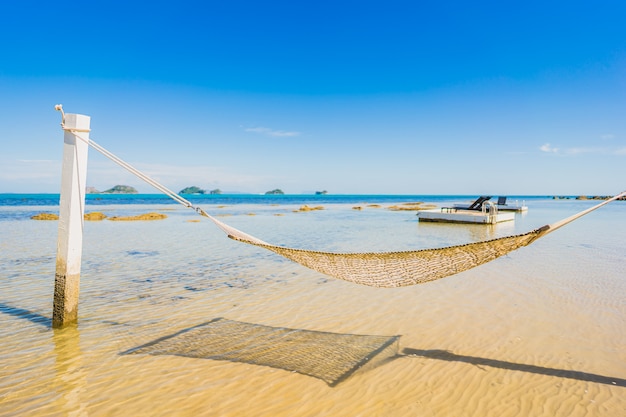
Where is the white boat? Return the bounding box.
[417,197,516,224]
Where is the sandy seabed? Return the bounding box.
[1,200,625,416]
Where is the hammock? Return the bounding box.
[59,117,625,288]
[210,199,621,287]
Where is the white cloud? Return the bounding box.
[539,143,558,153]
[244,127,301,137]
[600,134,615,140]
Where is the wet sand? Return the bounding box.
[1,200,625,416]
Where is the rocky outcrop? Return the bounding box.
[108,212,167,221]
[293,205,324,212]
[575,195,619,200]
[84,212,107,221]
[265,189,284,195]
[31,213,59,220]
[31,211,162,221]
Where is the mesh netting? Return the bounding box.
[123,318,399,386]
[229,227,547,288]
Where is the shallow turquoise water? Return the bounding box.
[1,197,624,416]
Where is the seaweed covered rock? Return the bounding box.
[84,212,107,221]
[31,213,59,220]
[108,212,167,221]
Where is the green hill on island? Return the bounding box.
[265,189,284,195]
[179,186,223,195]
[87,185,138,194]
[179,186,206,194]
[104,185,138,194]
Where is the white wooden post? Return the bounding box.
[53,111,90,328]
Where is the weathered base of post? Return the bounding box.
[52,271,81,328]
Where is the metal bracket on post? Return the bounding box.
[52,105,90,328]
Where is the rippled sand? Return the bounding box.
[1,200,625,416]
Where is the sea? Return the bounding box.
[1,194,625,416]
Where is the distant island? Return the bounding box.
[265,189,284,195]
[179,186,222,195]
[553,195,625,201]
[86,185,138,194]
[315,190,328,195]
[179,186,205,194]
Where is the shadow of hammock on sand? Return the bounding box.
[402,348,626,388]
[120,318,625,388]
[122,317,400,387]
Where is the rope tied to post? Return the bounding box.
[55,104,91,133]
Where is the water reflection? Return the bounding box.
[53,326,87,416]
[415,219,517,247]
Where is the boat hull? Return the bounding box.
[417,209,516,224]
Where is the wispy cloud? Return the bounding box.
[539,143,558,153]
[539,144,626,156]
[600,134,615,140]
[244,127,301,137]
[17,159,58,163]
[0,159,61,181]
[565,147,603,155]
[615,147,626,155]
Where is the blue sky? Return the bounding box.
[1,1,625,195]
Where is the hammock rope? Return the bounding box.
[59,121,625,288]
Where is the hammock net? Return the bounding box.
[60,119,625,289]
[226,225,547,287]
